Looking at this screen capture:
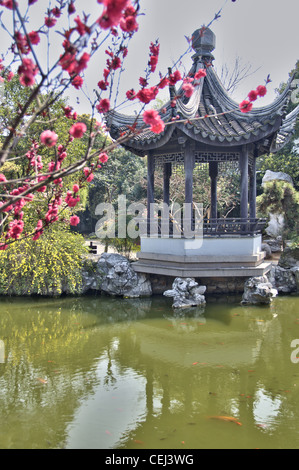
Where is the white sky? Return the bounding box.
[2,0,299,114]
[82,0,299,113]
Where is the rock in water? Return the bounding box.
[163,277,206,309]
[241,275,278,305]
[97,253,152,298]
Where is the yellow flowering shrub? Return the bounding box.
[0,229,88,296]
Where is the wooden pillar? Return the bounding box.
[239,145,249,220]
[209,161,218,220]
[184,144,195,234]
[184,143,195,205]
[249,155,257,220]
[163,162,172,206]
[147,153,155,234]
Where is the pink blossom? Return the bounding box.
[99,152,109,163]
[248,89,258,102]
[239,100,253,113]
[151,121,165,134]
[256,85,267,97]
[71,75,83,89]
[45,16,57,28]
[168,70,182,86]
[143,109,160,126]
[143,109,165,134]
[18,58,38,87]
[126,89,136,100]
[7,71,14,81]
[98,80,108,90]
[68,2,76,14]
[75,52,90,74]
[45,204,59,224]
[194,69,207,80]
[40,130,58,147]
[65,191,80,208]
[96,98,110,113]
[73,184,80,193]
[120,15,138,33]
[182,82,194,98]
[158,77,169,89]
[97,0,130,29]
[1,0,17,10]
[32,220,44,241]
[136,86,158,104]
[8,219,24,240]
[69,122,87,138]
[28,31,40,45]
[86,173,94,183]
[70,215,80,226]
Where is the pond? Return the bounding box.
[0,294,299,450]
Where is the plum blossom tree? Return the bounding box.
[0,0,267,250]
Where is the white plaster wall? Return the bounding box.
[140,235,262,256]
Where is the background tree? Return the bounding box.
[257,180,299,243]
[257,59,299,192]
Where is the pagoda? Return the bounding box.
[105,27,299,280]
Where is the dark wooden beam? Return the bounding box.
[184,143,195,206]
[147,153,155,234]
[163,162,172,206]
[240,145,249,220]
[249,154,257,219]
[209,161,218,219]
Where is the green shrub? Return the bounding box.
[0,229,88,296]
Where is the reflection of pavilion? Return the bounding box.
[106,27,299,279]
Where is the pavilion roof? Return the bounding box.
[105,28,299,157]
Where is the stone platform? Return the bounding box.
[132,234,272,279]
[132,251,272,278]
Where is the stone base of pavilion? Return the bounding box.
[132,235,272,279]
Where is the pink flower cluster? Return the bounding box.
[65,190,80,208]
[40,130,58,148]
[70,215,80,226]
[239,85,267,113]
[143,109,165,134]
[97,0,138,33]
[26,141,43,171]
[181,68,207,99]
[149,41,159,73]
[83,167,94,183]
[69,122,87,139]
[0,182,35,243]
[18,58,38,87]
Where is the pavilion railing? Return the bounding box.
[145,217,267,238]
[202,218,267,236]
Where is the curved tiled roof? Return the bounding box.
[105,36,299,156]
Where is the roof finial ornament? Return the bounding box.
[192,27,216,64]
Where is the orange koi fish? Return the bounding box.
[208,415,242,426]
[36,378,48,384]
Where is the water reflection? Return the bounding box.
[0,295,299,449]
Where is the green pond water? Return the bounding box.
[0,293,299,450]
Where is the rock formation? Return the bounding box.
[241,275,278,305]
[97,253,152,298]
[269,246,299,293]
[163,277,206,310]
